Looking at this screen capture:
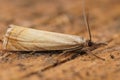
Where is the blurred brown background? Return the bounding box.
[0,0,120,80]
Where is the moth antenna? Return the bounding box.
[82,0,92,42]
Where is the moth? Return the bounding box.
[2,18,101,53]
[2,1,105,60]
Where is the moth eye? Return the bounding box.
[88,41,93,46]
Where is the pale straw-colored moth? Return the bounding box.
[1,0,105,60]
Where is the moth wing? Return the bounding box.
[3,25,86,51]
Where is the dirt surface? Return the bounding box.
[0,0,120,80]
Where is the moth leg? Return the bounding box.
[0,51,12,61]
[90,52,105,61]
[86,50,105,61]
[57,50,71,58]
[58,46,83,58]
[29,51,36,55]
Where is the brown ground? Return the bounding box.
[0,0,120,80]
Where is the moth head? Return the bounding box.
[86,40,94,47]
[82,0,93,47]
[79,0,106,61]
